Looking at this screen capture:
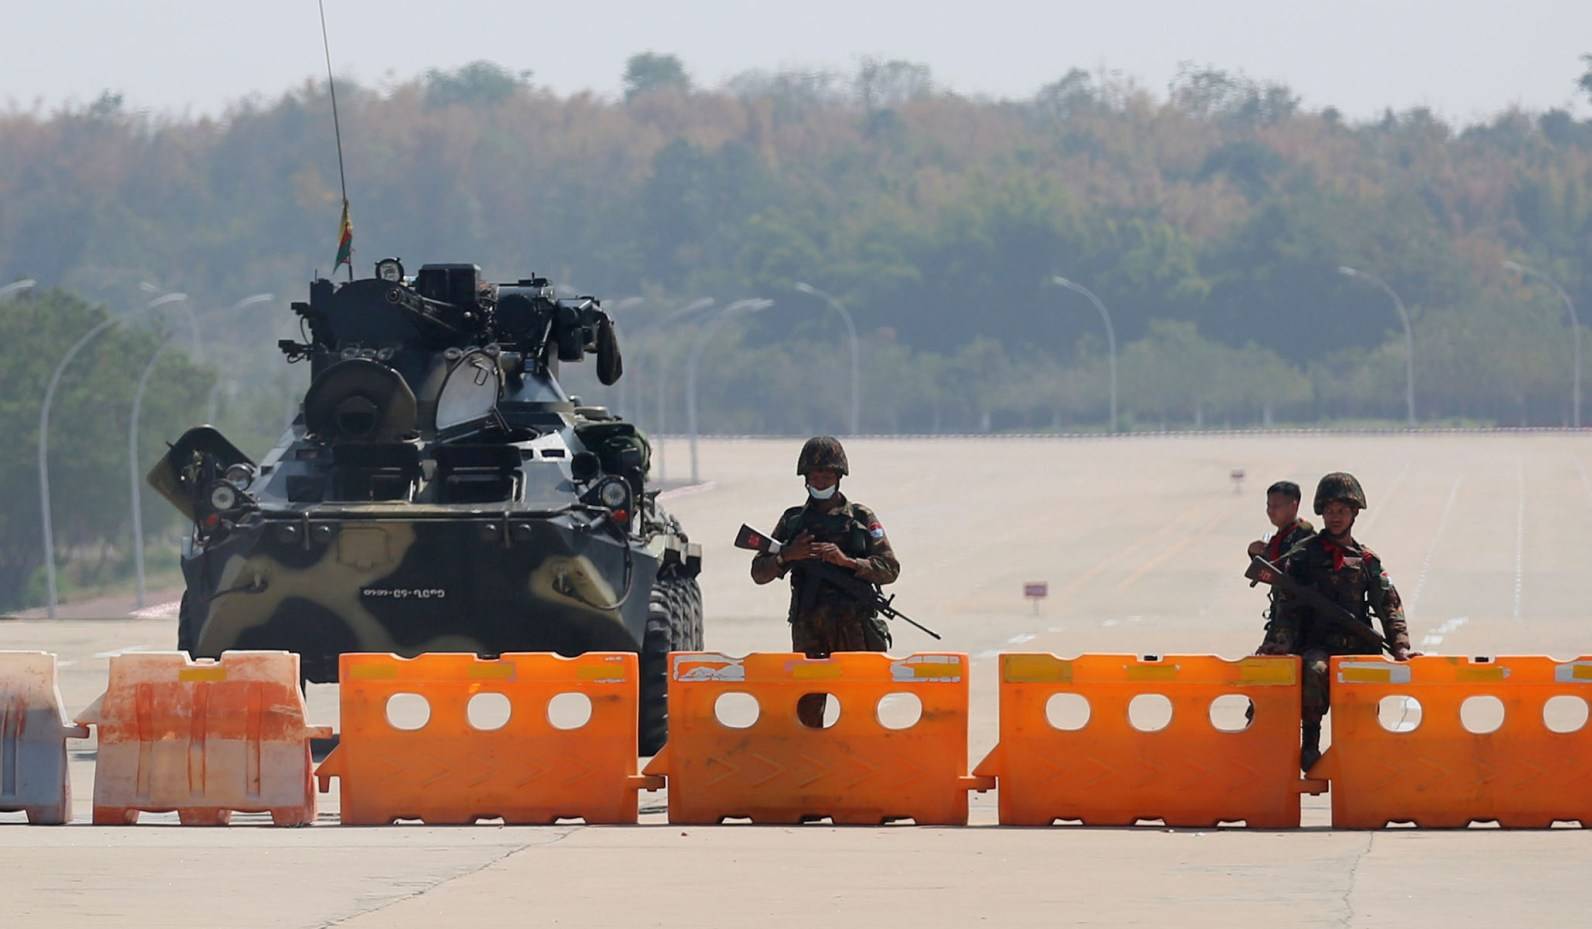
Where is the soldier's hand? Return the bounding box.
[1255,642,1291,656]
[1392,647,1419,661]
[1247,540,1266,557]
[811,542,854,568]
[780,532,817,563]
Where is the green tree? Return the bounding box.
[623,53,691,101]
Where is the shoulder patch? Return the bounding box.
[848,503,886,539]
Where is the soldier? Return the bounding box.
[750,436,901,728]
[1259,472,1414,772]
[1247,480,1316,651]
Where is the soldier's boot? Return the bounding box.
[1300,722,1322,773]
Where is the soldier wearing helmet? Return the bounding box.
[1260,472,1414,772]
[751,436,901,727]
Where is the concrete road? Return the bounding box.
[3,434,1590,928]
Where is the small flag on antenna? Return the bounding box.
[334,199,353,269]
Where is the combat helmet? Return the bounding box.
[797,435,849,476]
[1314,472,1368,515]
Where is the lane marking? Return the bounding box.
[1418,618,1466,653]
[1019,497,1209,612]
[976,649,1001,659]
[1112,497,1231,592]
[1102,618,1119,628]
[1408,475,1463,612]
[1513,458,1525,623]
[657,481,718,502]
[1358,450,1412,534]
[1007,633,1036,645]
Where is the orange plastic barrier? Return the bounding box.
[1,652,89,824]
[315,652,660,824]
[642,652,990,825]
[973,654,1318,827]
[76,651,330,825]
[1316,655,1592,828]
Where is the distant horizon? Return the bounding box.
[6,0,1590,125]
[8,57,1589,131]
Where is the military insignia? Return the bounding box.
[868,520,886,540]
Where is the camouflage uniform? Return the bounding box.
[750,438,900,727]
[1268,534,1410,724]
[1256,517,1316,648]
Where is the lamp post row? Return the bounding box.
[17,262,1589,617]
[32,288,272,618]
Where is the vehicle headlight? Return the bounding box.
[223,463,256,490]
[598,478,629,509]
[208,483,239,512]
[375,258,405,283]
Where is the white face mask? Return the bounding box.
[806,483,838,501]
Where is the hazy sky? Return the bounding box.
[6,1,1591,121]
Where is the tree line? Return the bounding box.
[4,54,1592,606]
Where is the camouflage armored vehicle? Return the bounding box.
[148,259,702,752]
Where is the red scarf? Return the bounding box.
[1320,537,1350,572]
[1265,529,1287,561]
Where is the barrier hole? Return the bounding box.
[1377,695,1423,732]
[1543,695,1589,733]
[1209,694,1254,732]
[876,693,923,730]
[385,693,431,731]
[1128,694,1172,732]
[547,692,592,730]
[714,692,760,729]
[467,692,512,731]
[1459,695,1505,734]
[1044,693,1091,730]
[797,693,841,729]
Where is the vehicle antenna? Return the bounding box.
[319,0,354,282]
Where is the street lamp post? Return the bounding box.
[39,317,118,618]
[124,296,195,609]
[1338,266,1416,427]
[141,283,201,357]
[204,293,275,424]
[1048,275,1119,433]
[1503,260,1581,428]
[686,298,773,484]
[0,279,37,302]
[129,338,174,610]
[38,292,185,618]
[794,282,861,435]
[650,298,716,482]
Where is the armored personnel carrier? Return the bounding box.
[148,259,702,752]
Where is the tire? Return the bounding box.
[637,575,705,755]
[681,577,704,649]
[637,580,676,756]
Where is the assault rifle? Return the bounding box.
[1246,555,1393,656]
[734,524,941,640]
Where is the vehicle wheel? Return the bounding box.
[637,580,676,756]
[680,577,704,649]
